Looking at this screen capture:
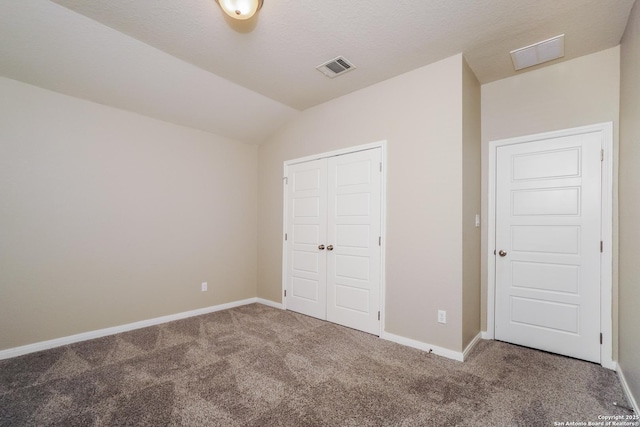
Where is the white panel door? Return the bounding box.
[285,158,327,320]
[495,133,602,363]
[326,148,382,335]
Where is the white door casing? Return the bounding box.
[283,143,385,336]
[487,122,614,369]
[495,133,601,363]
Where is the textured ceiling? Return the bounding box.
[51,0,635,110]
[0,0,635,143]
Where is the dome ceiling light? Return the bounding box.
[215,0,263,20]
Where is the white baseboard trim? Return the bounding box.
[481,331,492,340]
[462,332,483,361]
[381,331,464,362]
[603,359,617,371]
[257,298,283,309]
[0,297,259,360]
[617,363,640,414]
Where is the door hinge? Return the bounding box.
[600,333,603,344]
[378,311,381,321]
[283,177,288,184]
[600,241,603,253]
[601,149,604,162]
[285,233,288,241]
[379,162,382,172]
[378,236,381,246]
[284,290,287,297]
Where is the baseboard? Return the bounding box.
[617,363,640,414]
[0,297,258,360]
[481,330,492,340]
[462,332,483,361]
[381,331,464,362]
[257,298,283,309]
[603,359,617,371]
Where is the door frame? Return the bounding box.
[486,122,614,369]
[282,141,387,336]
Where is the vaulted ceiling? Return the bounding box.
[0,0,635,143]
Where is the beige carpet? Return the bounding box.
[0,303,631,426]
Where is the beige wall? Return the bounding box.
[619,0,640,407]
[258,54,479,352]
[0,77,258,350]
[461,58,481,349]
[481,47,621,353]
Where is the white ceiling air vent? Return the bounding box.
[510,34,565,71]
[316,56,356,78]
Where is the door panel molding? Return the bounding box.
[487,123,614,369]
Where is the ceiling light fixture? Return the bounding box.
[216,0,263,20]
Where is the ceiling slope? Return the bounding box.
[52,0,635,110]
[0,0,299,144]
[0,1,634,143]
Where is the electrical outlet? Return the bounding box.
[438,310,446,324]
[201,282,208,292]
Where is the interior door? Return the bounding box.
[326,148,382,335]
[285,158,327,320]
[495,132,602,363]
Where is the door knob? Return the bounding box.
[327,245,334,251]
[318,244,325,250]
[498,250,507,257]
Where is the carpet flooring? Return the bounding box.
[0,303,631,426]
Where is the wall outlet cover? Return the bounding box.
[438,310,446,324]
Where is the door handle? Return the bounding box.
[318,244,325,250]
[498,250,507,257]
[327,245,334,251]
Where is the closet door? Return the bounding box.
[284,147,383,335]
[326,148,382,335]
[285,158,327,320]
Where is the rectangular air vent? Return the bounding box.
[510,34,565,71]
[316,56,356,78]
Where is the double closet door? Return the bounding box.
[284,147,382,335]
